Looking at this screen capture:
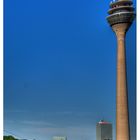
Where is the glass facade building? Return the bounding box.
[96,120,112,140]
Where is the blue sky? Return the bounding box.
[4,0,136,140]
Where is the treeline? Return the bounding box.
[4,136,18,140]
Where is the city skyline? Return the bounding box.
[4,0,136,140]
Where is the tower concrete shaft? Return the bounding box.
[106,1,135,140]
[113,23,130,140]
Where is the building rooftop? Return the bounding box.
[98,120,111,124]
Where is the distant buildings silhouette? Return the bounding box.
[52,136,67,140]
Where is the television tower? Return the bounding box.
[106,1,135,140]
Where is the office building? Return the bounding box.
[96,120,112,140]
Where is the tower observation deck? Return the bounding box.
[107,0,135,27]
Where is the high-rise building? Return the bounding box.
[96,120,112,140]
[52,136,67,140]
[106,1,135,140]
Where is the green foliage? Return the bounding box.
[3,135,18,140]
